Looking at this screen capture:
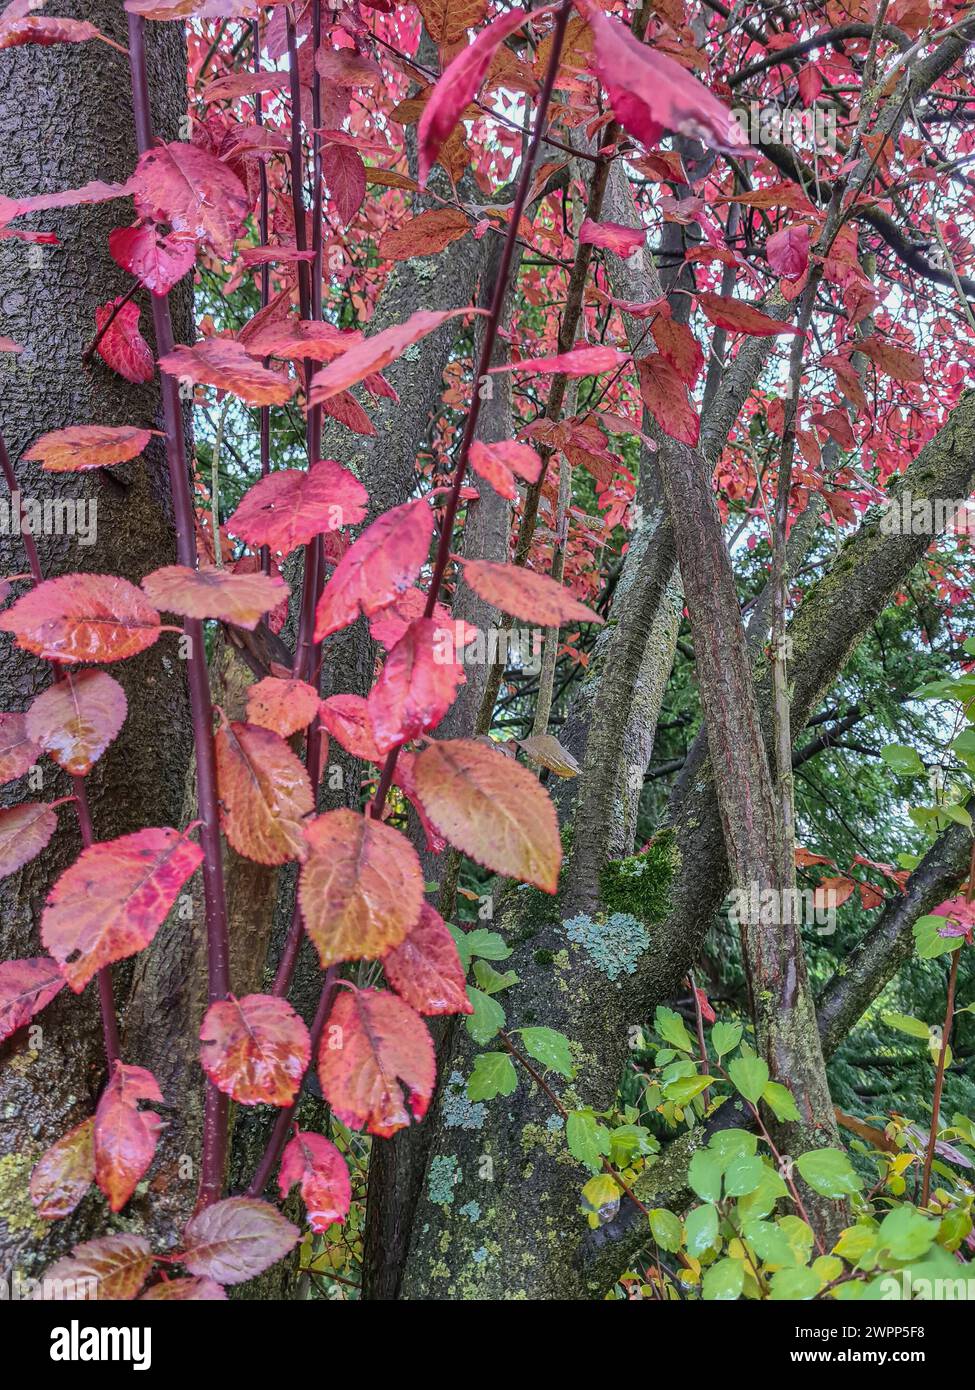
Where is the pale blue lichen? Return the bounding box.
[459,1200,481,1223]
[546,1113,565,1133]
[472,1246,489,1264]
[442,1070,486,1130]
[563,911,650,981]
[427,1154,461,1204]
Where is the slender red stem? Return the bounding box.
[126,13,231,1210]
[245,0,574,1198]
[252,15,272,577]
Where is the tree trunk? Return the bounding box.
[0,3,192,1275]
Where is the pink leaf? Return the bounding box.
[767,224,811,281]
[109,223,196,296]
[314,498,433,640]
[278,1131,352,1232]
[181,1197,300,1285]
[367,617,466,753]
[94,1062,164,1213]
[95,298,154,384]
[579,219,646,257]
[226,458,367,555]
[382,902,473,1015]
[0,956,65,1042]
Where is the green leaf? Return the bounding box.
[472,959,518,995]
[609,1124,657,1167]
[881,1010,931,1040]
[795,1147,863,1198]
[877,1206,938,1261]
[649,1208,683,1253]
[742,1219,795,1266]
[762,1081,800,1122]
[710,1020,743,1058]
[769,1266,822,1300]
[654,1005,694,1053]
[465,987,506,1044]
[450,925,512,967]
[952,729,975,770]
[709,1128,758,1159]
[723,1154,766,1198]
[736,1165,788,1222]
[516,1026,574,1079]
[684,1203,719,1258]
[728,1055,769,1104]
[566,1111,612,1173]
[663,1074,717,1106]
[701,1257,744,1301]
[880,743,925,776]
[467,1051,517,1102]
[942,803,973,828]
[914,914,961,960]
[688,1149,723,1203]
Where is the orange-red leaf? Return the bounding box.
[245,676,320,738]
[181,1197,299,1286]
[141,565,288,629]
[459,557,603,627]
[23,424,153,472]
[160,339,295,406]
[637,355,700,446]
[141,1278,227,1300]
[382,903,472,1015]
[491,344,627,378]
[0,711,41,783]
[41,826,204,991]
[298,809,424,966]
[109,222,197,296]
[278,1131,352,1232]
[0,956,65,1042]
[0,800,59,876]
[318,694,383,762]
[94,297,154,383]
[94,1063,164,1213]
[697,292,799,336]
[26,669,127,774]
[307,308,480,404]
[314,499,433,640]
[226,459,367,555]
[367,617,466,753]
[413,737,561,892]
[0,573,163,663]
[30,1117,95,1220]
[215,721,313,865]
[856,335,924,384]
[378,207,470,261]
[317,986,435,1137]
[44,1234,154,1300]
[200,993,311,1105]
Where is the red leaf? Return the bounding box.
[367,617,466,753]
[368,586,455,649]
[0,801,60,876]
[0,711,42,783]
[797,65,823,106]
[278,1131,352,1232]
[650,317,703,387]
[580,4,751,156]
[468,439,541,498]
[160,339,295,406]
[30,1118,95,1220]
[458,557,603,627]
[317,986,435,1137]
[141,1277,227,1300]
[226,458,367,555]
[318,693,384,762]
[321,389,377,436]
[181,1197,299,1285]
[131,141,249,259]
[579,218,646,257]
[23,424,153,472]
[245,676,320,738]
[95,298,154,384]
[26,669,127,774]
[215,721,313,866]
[307,308,480,404]
[299,808,424,966]
[0,573,163,663]
[314,499,433,640]
[0,956,65,1042]
[417,0,488,44]
[856,335,924,384]
[200,993,311,1106]
[42,826,204,991]
[0,8,110,49]
[109,223,196,296]
[412,737,561,892]
[322,141,366,227]
[242,318,358,363]
[44,1234,154,1300]
[491,344,627,378]
[418,7,525,182]
[141,564,288,629]
[767,224,811,281]
[383,902,472,1015]
[94,1062,164,1213]
[315,46,383,88]
[4,176,133,220]
[697,292,799,336]
[378,207,470,262]
[637,355,700,445]
[694,987,717,1025]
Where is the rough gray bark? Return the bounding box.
[0,3,192,1273]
